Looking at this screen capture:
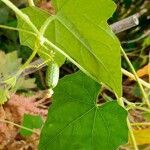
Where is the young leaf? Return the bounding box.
[17,0,122,97]
[39,71,128,150]
[20,114,43,136]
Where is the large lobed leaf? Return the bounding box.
[39,71,128,150]
[17,0,122,97]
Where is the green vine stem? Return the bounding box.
[117,97,138,150]
[0,119,39,135]
[3,37,41,87]
[1,25,150,90]
[127,119,139,150]
[1,0,39,35]
[19,39,39,71]
[0,1,55,84]
[0,1,139,149]
[3,38,39,88]
[0,25,36,36]
[2,0,150,92]
[1,22,149,92]
[0,0,100,87]
[123,98,150,113]
[44,38,101,82]
[13,16,56,79]
[121,48,150,108]
[28,0,35,6]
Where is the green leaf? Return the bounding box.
[0,88,9,104]
[143,112,150,122]
[0,51,21,79]
[17,7,65,67]
[13,78,36,91]
[0,51,36,92]
[39,71,128,150]
[17,0,122,97]
[0,7,9,24]
[142,36,150,49]
[20,114,43,136]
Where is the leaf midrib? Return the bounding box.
[42,106,96,147]
[55,15,119,92]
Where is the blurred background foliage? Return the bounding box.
[0,0,150,149]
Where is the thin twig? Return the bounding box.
[127,119,139,150]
